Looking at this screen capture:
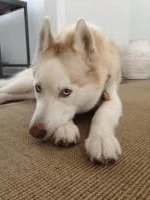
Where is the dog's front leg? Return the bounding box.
[53,120,80,147]
[85,84,122,163]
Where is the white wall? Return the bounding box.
[55,0,150,45]
[0,0,44,64]
[44,0,131,46]
[64,0,131,46]
[1,0,150,65]
[44,0,66,33]
[44,0,57,33]
[129,0,150,42]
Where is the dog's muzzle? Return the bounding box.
[29,124,46,139]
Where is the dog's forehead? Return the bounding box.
[36,58,71,88]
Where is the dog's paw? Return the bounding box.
[85,134,122,164]
[53,121,80,147]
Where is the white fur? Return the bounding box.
[53,121,80,146]
[0,69,34,104]
[85,83,122,162]
[0,18,122,164]
[30,58,101,144]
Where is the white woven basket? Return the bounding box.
[123,40,150,79]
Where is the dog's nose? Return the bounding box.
[29,124,46,139]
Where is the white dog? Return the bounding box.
[0,17,122,164]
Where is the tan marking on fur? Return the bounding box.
[35,22,121,89]
[57,25,121,86]
[57,51,102,87]
[50,42,74,56]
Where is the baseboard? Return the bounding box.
[2,66,27,77]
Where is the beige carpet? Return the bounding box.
[0,80,150,200]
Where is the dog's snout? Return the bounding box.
[29,124,46,139]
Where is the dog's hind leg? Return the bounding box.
[0,68,35,104]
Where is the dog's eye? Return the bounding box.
[59,88,72,97]
[35,84,42,93]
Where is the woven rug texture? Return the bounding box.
[0,80,150,200]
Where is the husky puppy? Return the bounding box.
[0,17,122,163]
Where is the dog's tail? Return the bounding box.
[0,68,35,104]
[0,78,14,88]
[0,68,33,88]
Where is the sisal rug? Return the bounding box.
[0,80,150,200]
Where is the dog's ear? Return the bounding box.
[74,19,95,56]
[37,17,54,53]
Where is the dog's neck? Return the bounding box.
[77,89,110,117]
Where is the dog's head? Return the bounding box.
[29,17,105,140]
